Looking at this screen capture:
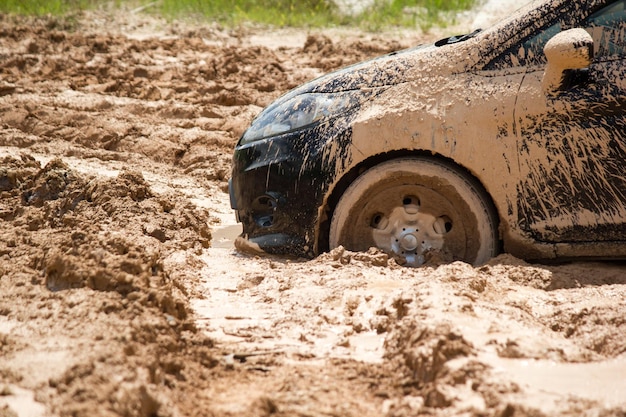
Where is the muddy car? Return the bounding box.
[229,0,626,266]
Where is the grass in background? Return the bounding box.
[0,0,477,30]
[159,0,337,27]
[358,0,477,30]
[158,0,477,29]
[0,0,111,15]
[0,0,75,15]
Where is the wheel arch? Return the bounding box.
[316,150,502,255]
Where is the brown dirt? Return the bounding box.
[1,10,625,417]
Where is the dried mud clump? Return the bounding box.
[302,34,404,71]
[0,154,218,416]
[0,154,40,193]
[383,321,475,409]
[546,306,626,358]
[325,245,391,267]
[1,155,210,296]
[385,322,474,384]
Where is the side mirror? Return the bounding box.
[542,28,594,94]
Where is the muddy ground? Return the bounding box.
[1,9,626,417]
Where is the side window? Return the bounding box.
[484,0,626,70]
[516,22,561,66]
[484,22,561,70]
[584,0,626,59]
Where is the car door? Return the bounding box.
[513,0,626,243]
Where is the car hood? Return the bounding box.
[281,0,576,98]
[287,43,438,96]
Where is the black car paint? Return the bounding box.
[230,50,420,256]
[231,115,355,257]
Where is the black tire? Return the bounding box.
[329,157,499,266]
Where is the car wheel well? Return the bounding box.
[316,150,501,255]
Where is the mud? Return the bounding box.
[1,10,625,417]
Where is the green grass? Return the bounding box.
[157,0,477,29]
[0,0,96,15]
[0,0,67,15]
[358,0,477,30]
[159,0,337,27]
[0,0,477,30]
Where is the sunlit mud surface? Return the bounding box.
[1,9,625,417]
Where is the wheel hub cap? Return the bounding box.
[370,196,451,267]
[399,233,418,251]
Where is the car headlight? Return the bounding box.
[240,92,361,145]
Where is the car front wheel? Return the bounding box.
[329,157,499,266]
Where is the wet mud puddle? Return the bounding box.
[192,242,388,363]
[194,209,390,363]
[490,355,626,408]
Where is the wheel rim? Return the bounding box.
[336,183,471,266]
[372,204,450,267]
[330,158,498,266]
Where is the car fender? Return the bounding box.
[334,75,555,259]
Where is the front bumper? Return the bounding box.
[229,121,353,258]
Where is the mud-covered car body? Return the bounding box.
[230,0,626,263]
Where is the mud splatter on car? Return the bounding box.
[230,0,626,266]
